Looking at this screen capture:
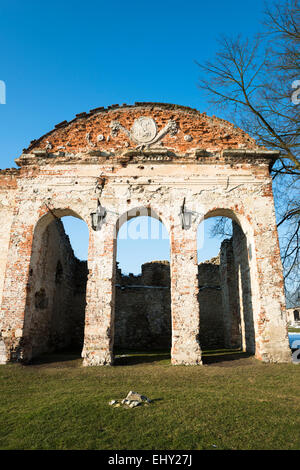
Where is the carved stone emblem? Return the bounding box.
[131,117,157,144]
[109,116,178,149]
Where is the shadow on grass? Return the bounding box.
[114,350,171,366]
[26,348,254,367]
[202,351,253,365]
[114,348,253,366]
[27,350,82,366]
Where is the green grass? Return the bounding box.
[289,327,300,333]
[0,351,299,450]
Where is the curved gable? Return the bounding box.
[23,102,258,157]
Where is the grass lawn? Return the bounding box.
[0,350,299,450]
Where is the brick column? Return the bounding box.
[219,239,242,349]
[0,217,35,363]
[82,221,116,366]
[170,225,202,365]
[251,186,291,363]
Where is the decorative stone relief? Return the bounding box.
[45,141,52,150]
[110,117,178,149]
[86,132,95,147]
[131,117,157,143]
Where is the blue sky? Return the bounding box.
[0,0,266,273]
[63,215,230,274]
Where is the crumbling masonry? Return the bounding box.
[0,102,291,365]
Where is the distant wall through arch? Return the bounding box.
[22,214,88,361]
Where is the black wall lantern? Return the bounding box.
[179,197,194,230]
[90,199,107,231]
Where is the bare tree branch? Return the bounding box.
[198,0,300,299]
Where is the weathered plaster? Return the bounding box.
[0,103,291,365]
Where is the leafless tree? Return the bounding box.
[197,0,300,300]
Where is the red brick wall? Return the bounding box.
[24,103,257,155]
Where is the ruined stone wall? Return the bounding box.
[220,238,242,349]
[114,261,171,350]
[23,103,257,157]
[0,103,291,365]
[0,171,18,363]
[23,219,86,359]
[72,260,88,348]
[286,307,300,325]
[198,257,224,349]
[232,221,255,353]
[0,171,17,314]
[115,258,228,352]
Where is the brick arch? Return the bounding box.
[203,207,253,236]
[113,207,171,356]
[198,206,257,268]
[22,208,90,362]
[115,205,170,237]
[35,207,90,232]
[197,207,258,355]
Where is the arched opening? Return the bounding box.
[113,207,171,364]
[294,310,300,322]
[23,210,89,362]
[197,210,255,363]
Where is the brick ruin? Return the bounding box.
[10,221,257,355]
[115,222,252,353]
[115,261,171,351]
[0,102,291,365]
[286,307,300,326]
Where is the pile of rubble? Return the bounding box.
[109,391,152,408]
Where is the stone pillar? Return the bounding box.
[170,226,202,365]
[0,194,15,363]
[251,185,291,363]
[82,221,116,366]
[0,196,15,312]
[0,216,35,363]
[219,238,242,349]
[232,224,256,353]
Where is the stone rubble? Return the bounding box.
[109,391,152,408]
